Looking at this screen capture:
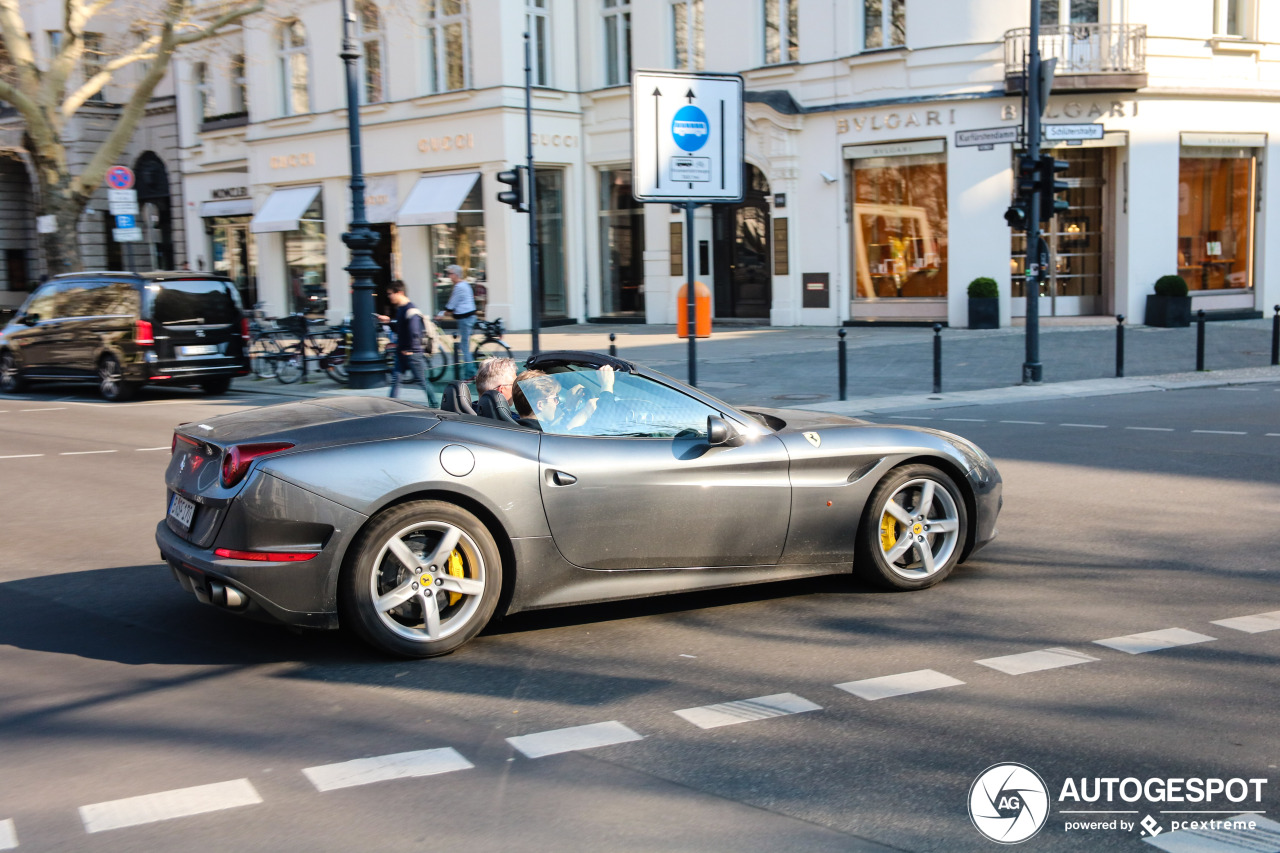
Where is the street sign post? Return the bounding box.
[631,70,744,386]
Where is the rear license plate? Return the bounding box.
[179,345,219,357]
[169,493,196,531]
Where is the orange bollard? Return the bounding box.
[676,281,712,338]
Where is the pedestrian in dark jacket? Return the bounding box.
[381,280,438,406]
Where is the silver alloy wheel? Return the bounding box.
[369,520,487,642]
[878,477,962,580]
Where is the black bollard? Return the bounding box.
[453,333,461,381]
[932,324,942,394]
[609,332,617,358]
[1115,314,1125,378]
[838,328,847,401]
[1272,305,1279,366]
[1195,309,1206,372]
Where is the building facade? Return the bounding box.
[176,0,1280,329]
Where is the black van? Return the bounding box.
[0,272,250,401]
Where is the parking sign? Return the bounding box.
[631,70,743,203]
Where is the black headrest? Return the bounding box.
[476,389,520,425]
[440,380,476,415]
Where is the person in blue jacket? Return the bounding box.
[379,280,438,406]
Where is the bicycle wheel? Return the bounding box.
[275,347,304,384]
[426,346,451,382]
[473,340,511,365]
[249,337,280,379]
[324,335,351,384]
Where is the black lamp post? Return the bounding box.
[339,0,385,389]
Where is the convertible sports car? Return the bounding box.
[157,350,1001,658]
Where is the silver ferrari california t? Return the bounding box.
[157,350,1001,658]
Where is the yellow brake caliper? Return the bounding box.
[880,512,898,554]
[446,550,465,605]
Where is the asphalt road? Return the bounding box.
[0,381,1277,852]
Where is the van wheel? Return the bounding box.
[0,351,25,393]
[98,355,137,402]
[200,376,233,395]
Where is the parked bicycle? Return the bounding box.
[273,315,346,384]
[465,317,513,364]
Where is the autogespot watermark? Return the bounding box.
[968,764,1271,844]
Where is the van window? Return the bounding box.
[150,279,242,326]
[23,284,59,320]
[58,279,116,317]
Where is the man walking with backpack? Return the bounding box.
[380,280,439,406]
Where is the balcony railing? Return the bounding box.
[1005,23,1147,92]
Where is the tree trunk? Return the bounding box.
[31,144,86,275]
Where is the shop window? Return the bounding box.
[83,32,104,102]
[764,0,797,64]
[423,0,469,93]
[598,168,645,316]
[1177,147,1256,291]
[602,0,631,88]
[1213,0,1253,38]
[285,195,326,316]
[210,217,258,307]
[527,0,551,87]
[356,1,384,104]
[849,148,947,300]
[671,0,703,71]
[427,178,486,314]
[536,169,567,319]
[278,20,310,116]
[863,0,905,50]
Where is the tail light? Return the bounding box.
[221,442,293,487]
[240,317,251,342]
[135,319,154,346]
[215,548,317,562]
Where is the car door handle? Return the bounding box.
[549,470,577,486]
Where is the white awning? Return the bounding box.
[395,172,480,227]
[250,185,322,233]
[201,198,254,218]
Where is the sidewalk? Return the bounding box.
[233,318,1280,414]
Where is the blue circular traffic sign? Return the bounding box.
[672,105,710,152]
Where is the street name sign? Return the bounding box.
[955,126,1020,148]
[1043,123,1105,141]
[632,70,744,203]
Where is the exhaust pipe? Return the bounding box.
[209,581,249,610]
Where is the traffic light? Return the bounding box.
[1004,155,1038,230]
[1038,154,1069,222]
[496,166,527,212]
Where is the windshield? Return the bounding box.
[150,279,241,326]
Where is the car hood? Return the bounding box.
[737,405,870,433]
[175,397,440,452]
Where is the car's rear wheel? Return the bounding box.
[341,501,501,658]
[0,351,25,393]
[856,464,968,590]
[98,354,137,402]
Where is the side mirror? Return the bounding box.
[707,415,745,447]
[22,312,39,325]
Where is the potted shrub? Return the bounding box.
[967,277,999,330]
[1144,274,1191,327]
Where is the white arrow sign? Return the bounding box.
[631,70,744,203]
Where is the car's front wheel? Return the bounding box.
[341,501,501,658]
[98,354,137,402]
[0,350,25,393]
[857,464,968,590]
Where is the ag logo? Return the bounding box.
[968,763,1050,844]
[803,432,821,448]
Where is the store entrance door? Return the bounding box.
[712,164,771,319]
[1012,147,1109,316]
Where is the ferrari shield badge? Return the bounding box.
[803,432,821,448]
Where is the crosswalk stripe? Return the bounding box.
[0,818,16,850]
[507,721,643,758]
[835,669,964,701]
[976,647,1099,675]
[303,748,473,792]
[1211,610,1280,634]
[674,693,822,729]
[1094,628,1216,655]
[79,779,262,834]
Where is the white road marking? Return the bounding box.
[1060,423,1107,428]
[1001,420,1045,425]
[1126,426,1175,431]
[892,416,932,420]
[79,779,262,834]
[1268,433,1280,437]
[0,818,15,850]
[1192,430,1247,435]
[19,408,63,412]
[303,748,473,792]
[1211,610,1280,634]
[976,647,1099,675]
[0,455,42,460]
[59,450,116,456]
[1143,812,1280,852]
[944,418,986,422]
[1094,628,1216,655]
[674,693,822,729]
[835,669,964,701]
[136,447,171,452]
[507,721,643,758]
